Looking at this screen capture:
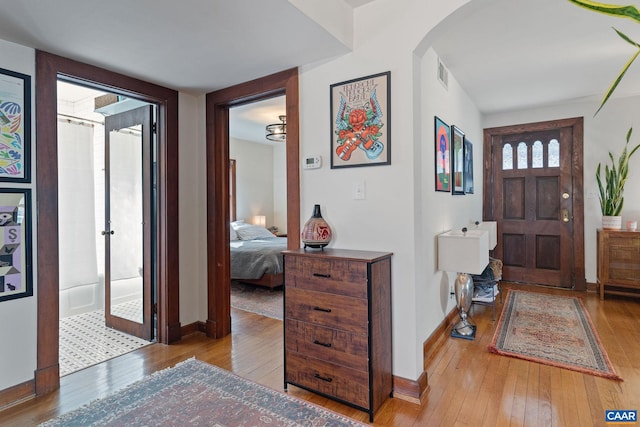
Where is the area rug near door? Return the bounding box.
[489,290,621,380]
[231,281,283,320]
[39,358,365,427]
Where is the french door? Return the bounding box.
[104,105,154,340]
[483,118,585,289]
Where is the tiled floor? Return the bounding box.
[59,300,152,376]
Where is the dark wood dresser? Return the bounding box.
[597,229,640,300]
[282,248,393,422]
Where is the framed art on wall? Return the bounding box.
[330,71,391,168]
[0,188,32,302]
[434,116,451,192]
[0,68,31,182]
[451,125,465,195]
[464,138,474,194]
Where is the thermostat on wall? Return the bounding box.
[303,155,322,169]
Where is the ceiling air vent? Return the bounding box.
[437,57,449,90]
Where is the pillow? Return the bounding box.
[230,226,239,241]
[231,220,245,230]
[235,224,276,240]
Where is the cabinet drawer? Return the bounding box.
[285,319,368,371]
[285,352,369,409]
[284,255,368,298]
[285,287,368,334]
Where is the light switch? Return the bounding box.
[353,181,365,200]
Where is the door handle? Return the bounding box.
[562,209,570,223]
[101,230,115,235]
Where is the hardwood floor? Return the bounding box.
[1,282,639,426]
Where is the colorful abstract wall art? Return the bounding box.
[330,71,390,168]
[434,116,451,192]
[0,68,31,182]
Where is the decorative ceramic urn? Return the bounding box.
[301,204,332,249]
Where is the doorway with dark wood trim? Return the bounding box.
[483,117,586,290]
[205,68,300,338]
[35,51,180,396]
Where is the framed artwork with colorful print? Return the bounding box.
[464,138,474,194]
[0,68,31,182]
[0,188,32,302]
[434,116,451,192]
[451,125,465,195]
[330,71,390,168]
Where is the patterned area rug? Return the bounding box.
[489,290,621,381]
[40,358,365,427]
[231,281,283,320]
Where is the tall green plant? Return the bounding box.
[568,0,640,113]
[596,127,640,215]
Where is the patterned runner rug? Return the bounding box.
[40,358,365,426]
[489,290,621,381]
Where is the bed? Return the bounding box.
[230,223,287,289]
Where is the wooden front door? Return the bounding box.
[483,118,585,289]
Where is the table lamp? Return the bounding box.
[476,220,497,250]
[438,227,490,339]
[253,215,266,228]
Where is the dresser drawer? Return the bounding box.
[285,319,368,371]
[285,287,368,334]
[284,255,368,298]
[285,352,369,409]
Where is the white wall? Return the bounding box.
[416,47,484,359]
[484,95,640,284]
[0,39,37,391]
[272,142,287,234]
[230,138,278,227]
[298,0,472,380]
[178,93,207,326]
[226,112,287,231]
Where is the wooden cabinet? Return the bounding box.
[282,248,393,422]
[597,229,640,300]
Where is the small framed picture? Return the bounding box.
[434,116,451,192]
[451,125,465,195]
[464,138,474,194]
[330,71,390,168]
[0,188,32,302]
[0,67,31,182]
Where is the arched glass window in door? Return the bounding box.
[548,139,560,167]
[502,143,513,170]
[532,140,543,168]
[517,141,528,169]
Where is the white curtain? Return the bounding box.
[57,121,99,290]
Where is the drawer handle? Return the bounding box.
[313,340,332,348]
[314,373,333,383]
[313,273,331,278]
[313,306,332,313]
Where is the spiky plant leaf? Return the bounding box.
[567,0,640,22]
[595,39,640,115]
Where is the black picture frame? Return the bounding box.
[464,138,474,194]
[0,188,32,302]
[330,71,391,168]
[434,116,451,192]
[451,125,465,195]
[0,67,31,183]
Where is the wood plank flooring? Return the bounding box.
[1,282,638,426]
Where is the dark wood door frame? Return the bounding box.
[35,51,180,395]
[483,117,586,290]
[205,68,300,338]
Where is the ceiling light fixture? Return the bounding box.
[265,115,286,142]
